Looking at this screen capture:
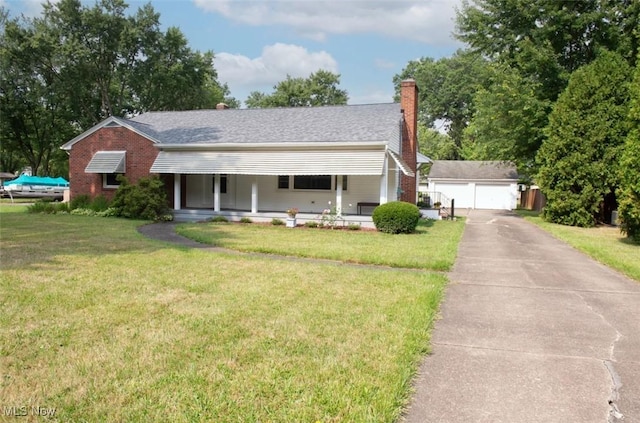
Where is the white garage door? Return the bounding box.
[475,184,513,210]
[436,183,474,208]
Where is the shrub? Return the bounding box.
[209,215,229,223]
[304,221,319,228]
[70,208,96,216]
[239,217,253,224]
[27,199,58,214]
[271,218,284,226]
[347,223,361,230]
[372,201,421,234]
[69,194,91,210]
[96,207,118,217]
[90,195,110,212]
[111,176,169,221]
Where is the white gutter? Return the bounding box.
[155,141,388,150]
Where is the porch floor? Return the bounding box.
[172,208,376,229]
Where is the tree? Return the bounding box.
[245,70,348,108]
[418,125,457,161]
[0,9,74,175]
[456,0,636,103]
[0,0,236,176]
[617,59,640,242]
[462,64,551,176]
[393,50,491,157]
[536,50,632,227]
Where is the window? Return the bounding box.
[278,175,290,189]
[103,173,123,188]
[335,175,348,191]
[212,175,228,194]
[294,175,332,190]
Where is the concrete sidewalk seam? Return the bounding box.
[432,341,614,362]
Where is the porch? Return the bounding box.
[172,208,376,228]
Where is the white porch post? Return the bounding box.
[251,177,258,213]
[174,173,181,210]
[379,157,388,204]
[213,174,221,212]
[336,175,343,214]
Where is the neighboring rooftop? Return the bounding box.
[428,160,519,180]
[125,103,402,145]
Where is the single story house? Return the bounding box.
[427,160,519,210]
[61,80,420,220]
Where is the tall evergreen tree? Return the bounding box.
[617,59,640,242]
[537,50,632,227]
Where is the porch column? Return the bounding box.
[251,177,258,213]
[379,157,388,204]
[335,175,343,214]
[174,173,181,210]
[213,174,221,212]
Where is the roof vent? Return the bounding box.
[216,103,229,110]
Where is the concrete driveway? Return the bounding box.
[403,210,640,423]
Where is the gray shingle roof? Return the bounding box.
[125,103,402,145]
[428,160,519,180]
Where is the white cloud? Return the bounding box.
[5,0,61,17]
[216,43,339,99]
[374,58,396,70]
[194,0,461,45]
[349,89,394,105]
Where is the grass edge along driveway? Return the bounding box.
[516,210,640,282]
[1,211,464,422]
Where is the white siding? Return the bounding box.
[430,180,518,210]
[192,174,383,215]
[433,182,474,208]
[475,183,517,210]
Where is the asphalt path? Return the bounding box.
[402,210,640,423]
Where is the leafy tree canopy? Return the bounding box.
[393,50,491,158]
[0,0,236,175]
[462,64,551,177]
[418,125,458,161]
[456,0,638,102]
[245,70,348,108]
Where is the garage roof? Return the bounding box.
[428,160,518,180]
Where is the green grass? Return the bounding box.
[517,210,640,282]
[0,211,456,422]
[176,219,465,271]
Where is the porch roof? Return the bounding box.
[150,150,402,175]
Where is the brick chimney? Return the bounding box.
[216,103,229,110]
[399,79,418,204]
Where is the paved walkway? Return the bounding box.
[402,210,640,423]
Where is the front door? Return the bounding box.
[217,174,235,209]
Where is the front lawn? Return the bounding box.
[517,210,640,282]
[176,219,465,271]
[0,211,456,422]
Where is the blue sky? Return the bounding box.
[3,0,464,106]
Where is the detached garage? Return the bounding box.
[427,161,519,210]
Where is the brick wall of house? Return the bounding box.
[400,79,418,204]
[68,126,159,201]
